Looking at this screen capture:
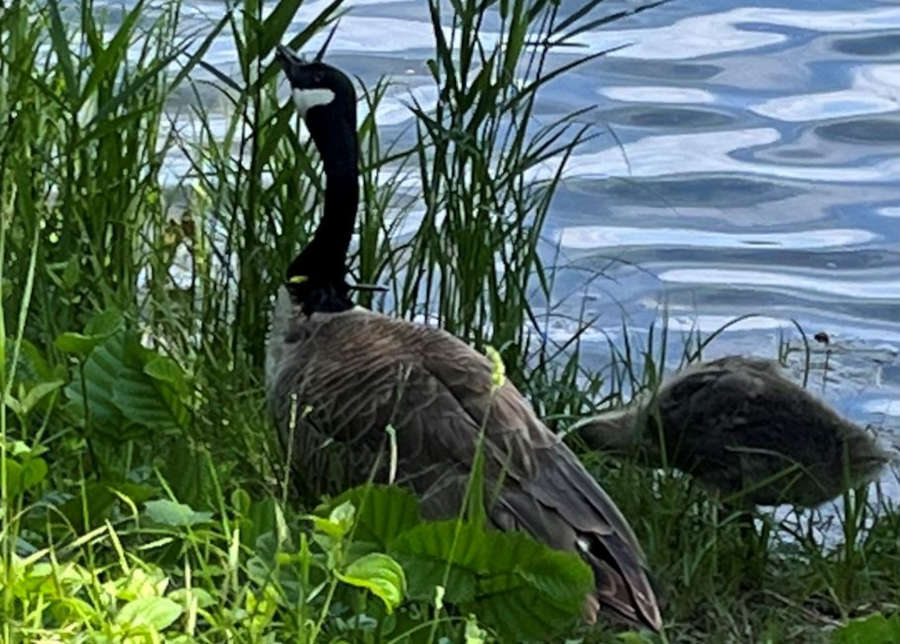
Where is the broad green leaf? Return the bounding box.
[19,457,48,490]
[0,456,47,497]
[12,338,57,383]
[833,613,900,644]
[65,333,124,433]
[390,521,592,640]
[116,596,182,630]
[55,332,102,354]
[329,500,355,535]
[168,587,215,609]
[84,308,124,338]
[117,336,188,428]
[164,441,215,510]
[24,561,91,597]
[59,480,156,531]
[336,552,407,613]
[143,355,187,395]
[3,459,24,497]
[65,331,188,441]
[144,499,212,527]
[310,513,351,541]
[240,497,278,550]
[244,585,279,633]
[20,380,64,415]
[324,485,422,549]
[4,394,22,416]
[112,567,169,601]
[61,256,80,289]
[9,441,37,457]
[56,309,123,354]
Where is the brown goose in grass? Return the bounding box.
[574,356,891,507]
[264,46,661,630]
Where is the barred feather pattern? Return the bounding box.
[266,290,661,630]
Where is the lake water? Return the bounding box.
[142,0,900,504]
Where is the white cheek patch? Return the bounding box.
[292,88,336,117]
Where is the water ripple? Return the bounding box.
[558,226,877,250]
[571,6,900,60]
[658,268,900,301]
[533,128,900,183]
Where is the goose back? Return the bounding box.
[267,296,661,629]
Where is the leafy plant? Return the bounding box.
[61,309,190,444]
[321,484,593,640]
[833,613,900,644]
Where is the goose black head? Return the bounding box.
[275,45,357,176]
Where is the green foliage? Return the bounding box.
[320,484,592,639]
[326,485,423,549]
[395,0,604,384]
[833,613,900,644]
[2,0,899,641]
[393,520,593,640]
[2,447,47,497]
[144,499,213,527]
[1,555,193,641]
[336,552,407,614]
[116,596,184,632]
[64,326,190,443]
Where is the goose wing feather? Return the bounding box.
[269,306,660,630]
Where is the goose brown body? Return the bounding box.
[577,356,890,507]
[268,301,661,629]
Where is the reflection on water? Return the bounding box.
[124,0,900,505]
[833,34,900,57]
[558,226,878,250]
[817,117,900,144]
[751,90,898,122]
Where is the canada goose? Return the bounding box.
[574,356,891,507]
[265,46,661,630]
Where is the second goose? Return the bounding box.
[574,355,890,507]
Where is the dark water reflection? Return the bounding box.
[817,118,900,144]
[833,34,900,57]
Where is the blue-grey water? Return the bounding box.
[143,1,900,509]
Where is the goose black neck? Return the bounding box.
[287,113,359,315]
[308,167,358,267]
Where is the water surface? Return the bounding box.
[118,0,900,504]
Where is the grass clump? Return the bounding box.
[2,0,899,641]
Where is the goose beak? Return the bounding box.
[276,45,316,93]
[275,45,304,73]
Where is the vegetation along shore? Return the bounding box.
[1,0,898,641]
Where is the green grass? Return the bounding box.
[2,0,899,641]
